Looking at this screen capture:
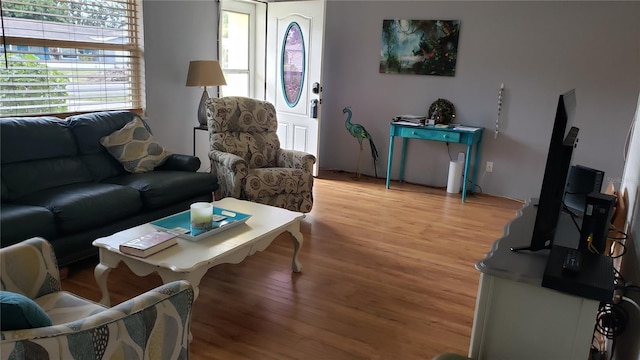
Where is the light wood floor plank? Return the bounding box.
[62,170,523,359]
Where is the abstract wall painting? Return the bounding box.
[380,20,461,77]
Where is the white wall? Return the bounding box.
[321,1,640,201]
[143,0,219,161]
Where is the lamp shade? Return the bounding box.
[186,60,227,87]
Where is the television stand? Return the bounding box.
[469,199,602,360]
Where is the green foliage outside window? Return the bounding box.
[0,54,70,115]
[2,0,127,28]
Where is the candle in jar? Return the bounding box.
[190,202,213,231]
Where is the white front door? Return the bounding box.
[266,0,325,176]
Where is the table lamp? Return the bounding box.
[186,60,227,126]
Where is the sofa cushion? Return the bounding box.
[67,111,140,154]
[104,171,217,209]
[100,117,171,173]
[18,183,143,233]
[0,291,52,331]
[67,111,140,180]
[2,158,94,200]
[0,204,57,247]
[0,117,74,164]
[0,116,93,200]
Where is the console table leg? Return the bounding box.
[399,137,408,183]
[472,138,482,194]
[386,134,395,188]
[462,145,472,202]
[94,263,113,306]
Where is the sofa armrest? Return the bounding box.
[155,153,201,172]
[278,149,316,173]
[0,237,61,298]
[0,281,194,359]
[209,150,249,199]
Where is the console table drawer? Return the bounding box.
[396,127,461,142]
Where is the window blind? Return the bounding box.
[0,0,144,116]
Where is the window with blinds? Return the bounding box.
[0,0,144,116]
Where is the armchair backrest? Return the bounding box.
[0,237,61,299]
[206,96,280,168]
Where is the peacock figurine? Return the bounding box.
[343,107,379,179]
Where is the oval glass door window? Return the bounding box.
[281,22,305,107]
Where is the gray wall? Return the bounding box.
[143,0,219,161]
[142,1,640,202]
[321,1,640,201]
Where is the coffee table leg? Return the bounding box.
[157,267,208,302]
[288,225,304,273]
[94,263,113,306]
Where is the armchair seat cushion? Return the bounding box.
[104,171,217,209]
[245,168,313,199]
[35,291,107,325]
[18,183,142,233]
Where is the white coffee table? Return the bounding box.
[92,198,304,306]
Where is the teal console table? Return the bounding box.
[385,123,484,202]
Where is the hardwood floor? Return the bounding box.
[62,170,523,360]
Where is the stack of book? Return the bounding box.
[119,231,177,258]
[393,114,427,124]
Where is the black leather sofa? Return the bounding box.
[0,111,218,266]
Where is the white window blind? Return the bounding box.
[0,0,144,116]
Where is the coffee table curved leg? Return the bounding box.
[288,226,304,273]
[94,263,114,306]
[157,267,208,302]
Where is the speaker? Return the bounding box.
[579,192,616,254]
[564,165,604,212]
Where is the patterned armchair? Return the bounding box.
[205,96,316,213]
[0,237,194,360]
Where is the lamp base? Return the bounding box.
[197,88,209,127]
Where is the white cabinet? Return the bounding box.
[469,200,600,360]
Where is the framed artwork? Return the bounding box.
[380,19,461,77]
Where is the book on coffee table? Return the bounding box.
[119,231,177,258]
[150,207,251,241]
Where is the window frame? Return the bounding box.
[220,0,263,99]
[0,0,145,117]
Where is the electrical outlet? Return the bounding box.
[486,161,494,173]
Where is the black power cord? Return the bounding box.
[594,302,629,360]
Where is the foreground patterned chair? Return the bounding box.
[206,96,316,212]
[0,237,194,360]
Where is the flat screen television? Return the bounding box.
[511,89,579,252]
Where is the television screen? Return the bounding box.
[511,89,579,252]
